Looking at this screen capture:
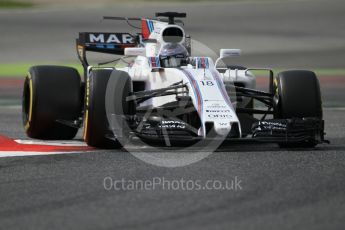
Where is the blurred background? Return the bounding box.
[1,0,345,66]
[0,0,344,105]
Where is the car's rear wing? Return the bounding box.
[76,32,139,71]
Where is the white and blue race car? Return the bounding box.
[22,12,327,148]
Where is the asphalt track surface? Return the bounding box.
[1,106,345,229]
[1,0,345,229]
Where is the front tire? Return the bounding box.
[83,69,122,148]
[105,70,135,145]
[274,70,322,147]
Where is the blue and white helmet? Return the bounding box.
[159,43,189,68]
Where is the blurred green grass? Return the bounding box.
[0,63,344,77]
[0,63,83,76]
[0,0,34,8]
[250,69,345,78]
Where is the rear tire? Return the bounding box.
[274,70,322,147]
[22,66,81,139]
[83,69,122,148]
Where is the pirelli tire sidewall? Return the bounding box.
[83,69,122,148]
[105,70,136,145]
[22,66,81,139]
[274,70,322,119]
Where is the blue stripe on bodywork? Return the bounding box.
[180,69,203,116]
[146,20,154,32]
[150,20,154,32]
[146,20,151,32]
[210,69,232,107]
[155,57,160,67]
[181,69,204,135]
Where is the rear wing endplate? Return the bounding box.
[76,32,139,71]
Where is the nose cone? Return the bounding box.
[213,121,232,136]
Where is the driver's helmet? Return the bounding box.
[159,43,189,68]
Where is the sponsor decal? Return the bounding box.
[88,33,134,44]
[205,104,227,109]
[206,110,231,113]
[158,120,186,129]
[218,122,229,126]
[208,114,233,118]
[159,124,186,129]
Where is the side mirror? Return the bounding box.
[219,49,241,58]
[124,47,146,56]
[215,49,242,68]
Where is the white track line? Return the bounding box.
[324,107,345,111]
[14,139,88,146]
[0,151,92,158]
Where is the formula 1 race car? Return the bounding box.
[22,12,327,148]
